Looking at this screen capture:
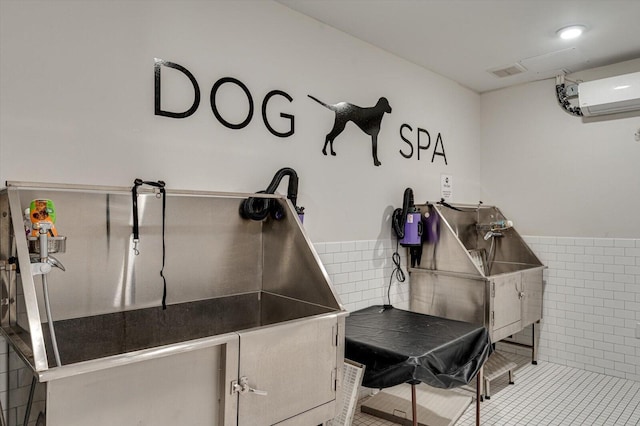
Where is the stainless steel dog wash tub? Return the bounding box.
[0,182,347,425]
[409,202,545,361]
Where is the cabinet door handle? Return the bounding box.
[248,387,268,396]
[231,376,268,396]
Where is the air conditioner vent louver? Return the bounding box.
[489,63,527,78]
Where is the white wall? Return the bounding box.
[0,0,481,243]
[480,77,640,238]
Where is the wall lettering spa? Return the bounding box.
[154,59,295,137]
[399,123,448,164]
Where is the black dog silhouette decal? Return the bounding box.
[308,95,392,166]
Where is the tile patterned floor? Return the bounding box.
[353,354,640,425]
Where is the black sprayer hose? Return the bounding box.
[240,168,299,221]
[264,167,299,207]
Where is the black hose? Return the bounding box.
[265,167,299,207]
[239,191,271,221]
[240,168,299,221]
[437,198,467,212]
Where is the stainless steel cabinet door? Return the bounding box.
[491,274,523,341]
[237,314,339,425]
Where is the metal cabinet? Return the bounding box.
[237,315,342,425]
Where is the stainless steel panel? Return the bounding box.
[262,199,342,310]
[521,268,544,327]
[418,203,544,277]
[7,188,48,371]
[492,320,524,343]
[13,188,263,321]
[410,271,487,325]
[437,205,482,251]
[237,313,343,425]
[46,342,235,425]
[418,205,480,275]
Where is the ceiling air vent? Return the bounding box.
[489,63,527,78]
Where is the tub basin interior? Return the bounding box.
[43,291,334,365]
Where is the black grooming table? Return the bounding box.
[345,305,492,425]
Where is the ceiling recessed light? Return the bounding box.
[557,25,586,40]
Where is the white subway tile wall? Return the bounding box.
[500,237,640,383]
[313,239,410,312]
[317,236,640,384]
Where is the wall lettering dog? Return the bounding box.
[308,95,392,166]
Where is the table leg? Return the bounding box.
[412,383,418,426]
[476,371,481,426]
[532,321,540,365]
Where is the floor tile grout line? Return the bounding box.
[583,376,626,424]
[570,374,618,424]
[514,362,588,423]
[622,386,640,425]
[604,380,636,425]
[536,366,594,424]
[539,370,588,422]
[553,369,609,425]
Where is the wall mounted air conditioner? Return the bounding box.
[579,71,640,116]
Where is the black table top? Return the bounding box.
[345,305,492,389]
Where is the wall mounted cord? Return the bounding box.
[386,239,406,306]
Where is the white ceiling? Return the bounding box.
[277,0,640,93]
